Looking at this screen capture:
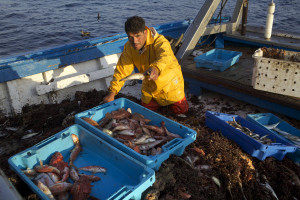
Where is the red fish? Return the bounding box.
[49,182,73,195]
[36,180,55,200]
[57,192,69,200]
[60,166,70,182]
[69,134,82,166]
[71,134,80,145]
[69,144,81,166]
[78,174,101,182]
[82,117,100,127]
[35,173,55,187]
[47,172,60,183]
[22,168,37,177]
[143,125,165,135]
[161,121,182,138]
[49,152,64,166]
[111,108,131,119]
[35,164,60,175]
[70,176,92,200]
[98,112,113,128]
[70,166,80,182]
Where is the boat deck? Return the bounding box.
[181,44,300,111]
[224,26,300,51]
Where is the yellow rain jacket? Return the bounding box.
[109,26,185,106]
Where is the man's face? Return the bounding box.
[127,30,147,51]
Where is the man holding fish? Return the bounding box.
[103,16,188,114]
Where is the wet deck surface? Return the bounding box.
[181,45,300,110]
[224,28,300,51]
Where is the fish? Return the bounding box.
[47,172,60,183]
[103,119,116,129]
[5,127,18,131]
[35,173,55,187]
[69,143,81,166]
[61,166,70,182]
[21,132,41,139]
[273,127,300,147]
[117,129,135,136]
[161,121,182,138]
[228,120,275,144]
[142,127,151,135]
[70,176,92,200]
[78,174,101,182]
[102,128,114,137]
[139,139,164,151]
[132,134,151,144]
[49,182,73,195]
[57,192,69,200]
[49,152,64,166]
[72,134,80,145]
[131,113,151,124]
[111,108,132,119]
[34,164,60,175]
[134,137,156,145]
[78,165,107,174]
[112,124,131,132]
[119,73,145,82]
[82,117,100,127]
[212,176,221,187]
[22,168,37,176]
[264,122,280,130]
[36,180,56,200]
[115,134,136,141]
[69,167,80,182]
[260,175,279,200]
[143,125,165,135]
[98,112,113,128]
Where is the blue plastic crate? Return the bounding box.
[75,98,197,171]
[8,124,155,200]
[246,113,300,163]
[194,49,242,71]
[205,111,296,161]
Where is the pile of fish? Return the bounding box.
[22,134,106,200]
[81,108,182,156]
[261,47,286,60]
[264,122,300,148]
[227,118,275,144]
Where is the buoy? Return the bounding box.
[264,1,275,39]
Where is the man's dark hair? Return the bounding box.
[125,16,145,34]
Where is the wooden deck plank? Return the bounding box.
[224,29,300,50]
[182,45,300,110]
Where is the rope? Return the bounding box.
[199,0,228,50]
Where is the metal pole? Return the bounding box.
[241,0,248,35]
[176,0,221,61]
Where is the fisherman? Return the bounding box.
[103,16,188,114]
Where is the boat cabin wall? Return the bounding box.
[0,53,121,116]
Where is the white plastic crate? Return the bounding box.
[252,48,300,98]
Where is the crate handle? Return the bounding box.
[93,103,111,111]
[163,139,182,151]
[35,136,57,149]
[108,186,131,199]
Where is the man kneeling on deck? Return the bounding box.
[103,16,188,114]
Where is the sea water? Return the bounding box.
[0,0,299,58]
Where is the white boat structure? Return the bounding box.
[0,0,299,119]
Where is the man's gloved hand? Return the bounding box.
[144,67,159,81]
[103,92,115,103]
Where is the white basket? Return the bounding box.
[252,48,300,98]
